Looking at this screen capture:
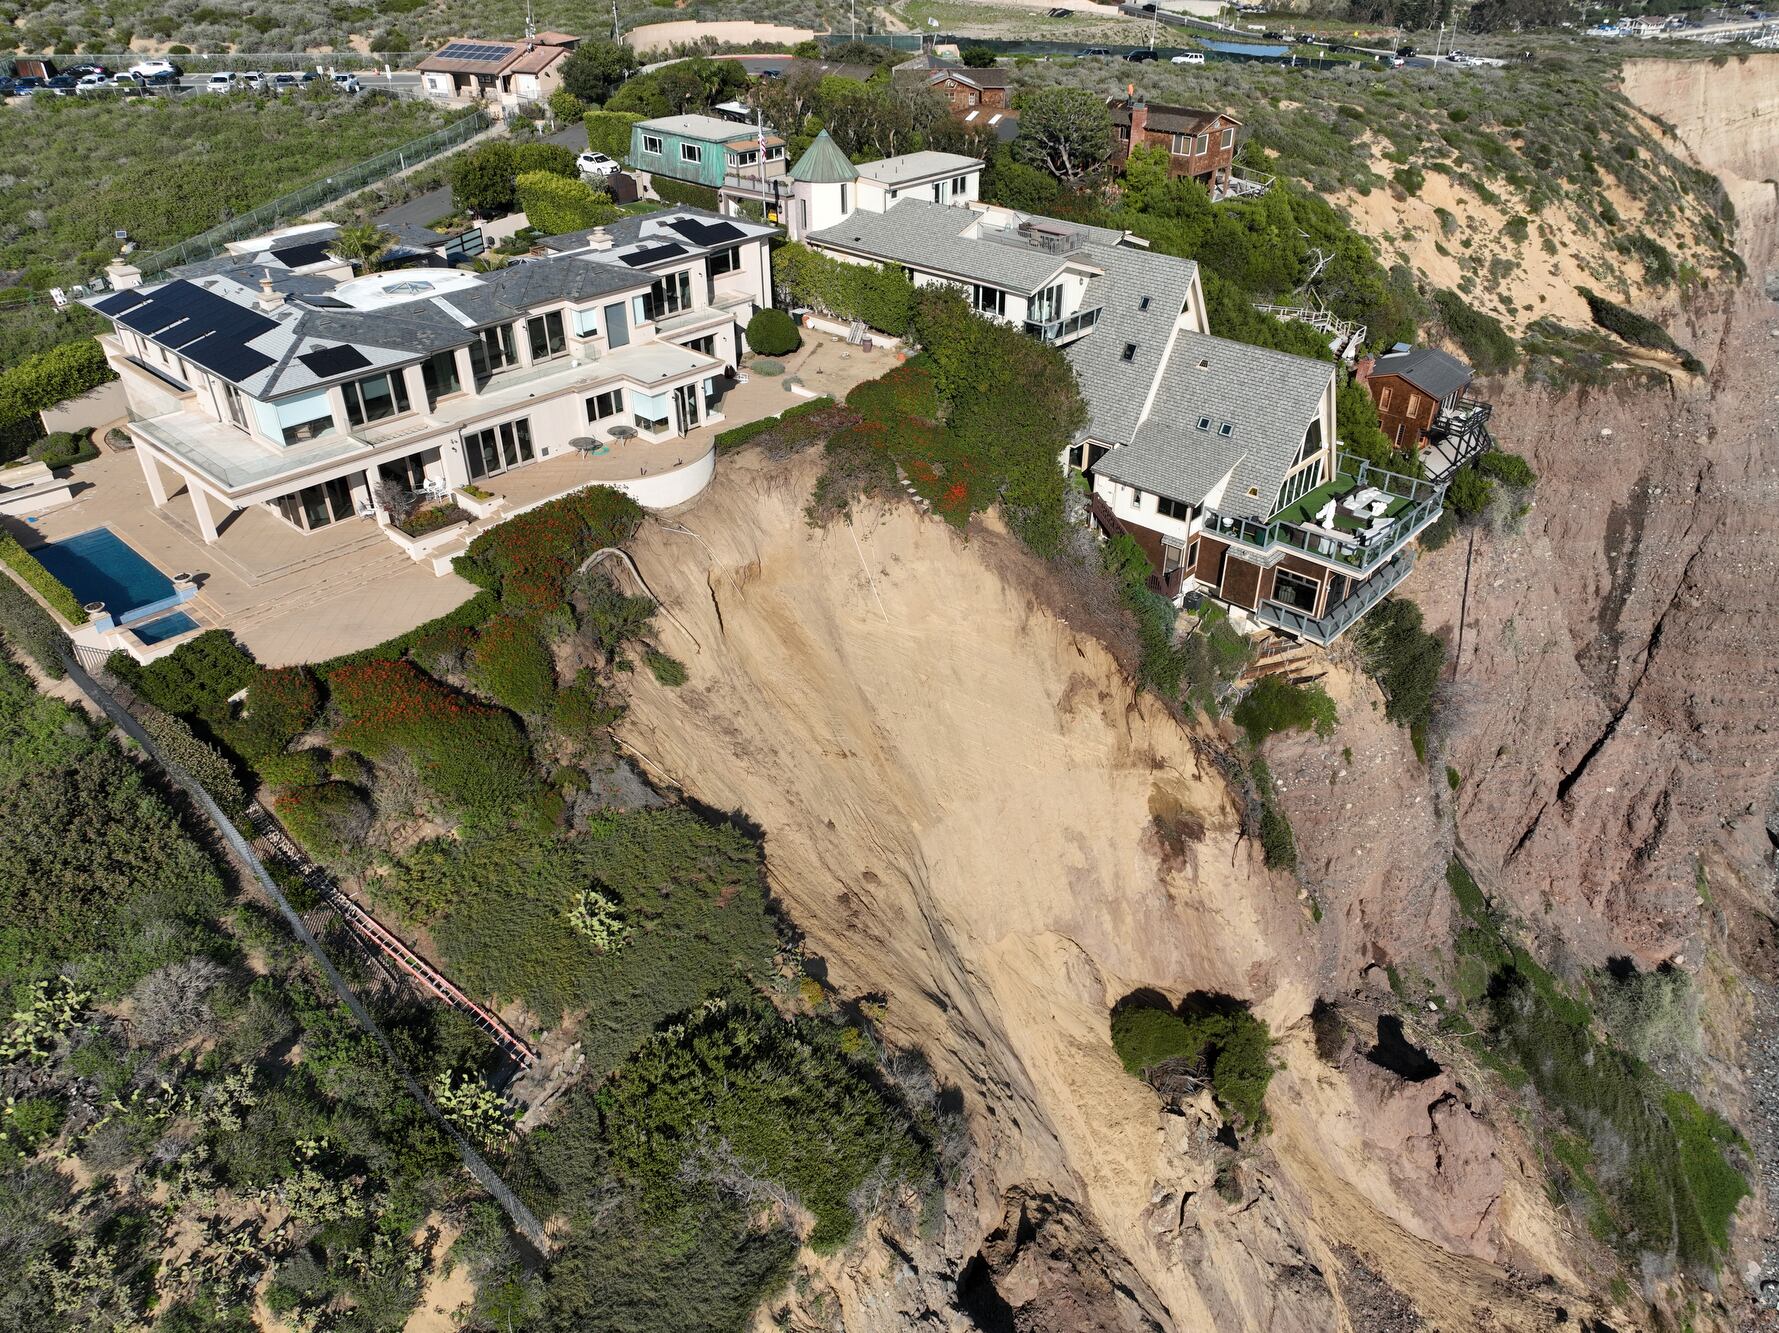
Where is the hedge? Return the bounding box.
[134,702,245,813]
[108,629,253,715]
[651,176,720,211]
[516,170,620,237]
[772,241,918,337]
[0,341,116,462]
[585,109,641,162]
[0,568,69,677]
[715,396,835,451]
[0,534,87,625]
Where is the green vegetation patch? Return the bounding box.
[1232,675,1337,746]
[1110,998,1275,1134]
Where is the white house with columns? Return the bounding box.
[86,209,776,546]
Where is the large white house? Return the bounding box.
[791,138,1446,644]
[85,209,776,547]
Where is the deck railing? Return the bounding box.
[1256,549,1416,645]
[1025,305,1102,344]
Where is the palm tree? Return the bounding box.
[332,224,395,275]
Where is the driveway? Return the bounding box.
[374,117,589,229]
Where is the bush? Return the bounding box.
[584,109,642,162]
[1232,676,1338,745]
[1432,290,1518,376]
[1351,598,1444,738]
[456,489,643,616]
[0,340,115,459]
[135,702,245,813]
[547,89,585,123]
[1577,287,1702,372]
[329,658,536,820]
[515,170,619,236]
[226,666,321,760]
[651,177,720,211]
[772,241,917,337]
[29,430,99,469]
[275,781,373,864]
[0,563,71,675]
[714,396,835,452]
[1110,1001,1275,1133]
[466,615,555,714]
[1474,450,1536,489]
[255,748,329,791]
[643,650,686,687]
[745,308,801,357]
[1447,464,1495,518]
[1250,756,1297,871]
[110,630,254,716]
[0,535,86,625]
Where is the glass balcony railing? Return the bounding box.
[1025,306,1102,344]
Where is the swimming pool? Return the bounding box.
[32,527,176,618]
[132,611,200,645]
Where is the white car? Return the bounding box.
[128,58,177,77]
[206,71,237,89]
[577,151,619,177]
[75,73,111,91]
[1170,51,1206,64]
[331,73,361,93]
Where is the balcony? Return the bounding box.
[1256,549,1416,645]
[1025,306,1102,345]
[1423,396,1494,483]
[1211,166,1275,203]
[1201,455,1444,577]
[977,216,1086,257]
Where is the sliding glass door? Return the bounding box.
[463,418,535,480]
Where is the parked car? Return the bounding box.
[40,74,79,95]
[0,77,16,97]
[1396,44,1416,56]
[63,62,110,79]
[239,70,266,88]
[576,150,619,177]
[129,58,181,77]
[330,72,362,92]
[270,72,304,92]
[75,72,115,93]
[1170,51,1206,64]
[1080,46,1114,57]
[1124,47,1158,61]
[206,70,238,90]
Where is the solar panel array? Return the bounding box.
[113,280,278,383]
[620,242,687,268]
[436,41,514,63]
[271,241,333,269]
[669,219,745,248]
[297,345,371,378]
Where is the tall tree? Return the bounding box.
[330,224,394,274]
[1013,87,1114,185]
[560,39,640,106]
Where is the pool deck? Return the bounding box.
[3,337,898,667]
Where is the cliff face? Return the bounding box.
[615,457,1606,1331]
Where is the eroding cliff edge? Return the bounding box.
[613,455,1608,1331]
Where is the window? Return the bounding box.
[733,149,758,167]
[1220,127,1235,150]
[839,183,848,214]
[1187,539,1198,572]
[1218,422,1234,437]
[951,175,967,198]
[1030,283,1064,325]
[274,476,356,531]
[972,284,1006,317]
[641,134,663,155]
[1196,132,1210,155]
[1270,567,1319,613]
[421,349,461,406]
[709,247,740,277]
[1121,343,1137,362]
[463,418,535,479]
[1158,495,1189,521]
[1171,132,1187,155]
[1118,124,1131,141]
[766,145,784,160]
[223,383,247,431]
[1295,419,1323,465]
[341,370,411,428]
[632,398,670,434]
[647,269,693,319]
[526,310,566,361]
[572,307,600,337]
[278,401,335,445]
[1138,295,1151,311]
[890,187,900,198]
[469,324,517,386]
[586,388,624,421]
[1275,461,1318,512]
[1197,417,1211,431]
[680,142,702,164]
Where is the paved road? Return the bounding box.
[374,116,587,229]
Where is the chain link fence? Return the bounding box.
[133,107,491,277]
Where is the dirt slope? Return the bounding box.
[614,455,1611,1331]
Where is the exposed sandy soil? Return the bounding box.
[625,20,815,53]
[614,453,1621,1331]
[404,1223,473,1332]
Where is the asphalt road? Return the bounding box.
[374,117,586,229]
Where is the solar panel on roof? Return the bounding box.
[668,218,745,247]
[112,280,279,376]
[293,294,351,309]
[297,345,371,378]
[271,241,333,269]
[437,41,512,61]
[183,337,274,382]
[620,242,687,268]
[93,289,150,316]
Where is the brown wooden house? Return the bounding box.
[1106,95,1242,192]
[927,67,1015,113]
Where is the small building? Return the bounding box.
[783,136,985,240]
[630,113,788,192]
[927,66,1015,114]
[417,33,580,108]
[1358,343,1493,479]
[1107,95,1244,196]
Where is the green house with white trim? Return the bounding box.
[629,113,789,191]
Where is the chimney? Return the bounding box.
[1128,86,1147,143]
[257,275,284,310]
[588,227,613,252]
[1355,356,1375,384]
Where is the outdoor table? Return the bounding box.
[570,436,608,460]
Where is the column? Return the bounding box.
[190,484,220,543]
[136,444,169,507]
[441,440,470,489]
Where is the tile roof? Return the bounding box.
[807,199,1076,295]
[1095,331,1333,518]
[1371,345,1471,399]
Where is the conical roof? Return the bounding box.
[788,130,859,184]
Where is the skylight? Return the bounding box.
[1196,417,1211,430]
[1219,422,1234,437]
[1121,343,1137,362]
[1138,296,1151,311]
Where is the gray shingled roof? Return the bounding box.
[532,205,776,256]
[1371,345,1470,399]
[1094,331,1333,519]
[1063,241,1198,447]
[807,199,1075,295]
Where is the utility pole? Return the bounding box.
[852,0,858,41]
[610,0,620,42]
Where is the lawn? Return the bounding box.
[1271,472,1414,529]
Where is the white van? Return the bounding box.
[1170,51,1206,64]
[206,71,237,90]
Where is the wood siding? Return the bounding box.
[1366,372,1438,454]
[1220,555,1262,610]
[934,77,1010,111]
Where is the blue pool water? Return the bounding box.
[133,612,199,645]
[32,527,175,617]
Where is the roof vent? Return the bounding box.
[256,276,284,310]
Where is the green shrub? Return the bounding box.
[547,89,585,123]
[1232,676,1337,745]
[745,308,801,357]
[1351,599,1444,738]
[0,566,70,676]
[1577,287,1702,372]
[1474,450,1536,489]
[772,241,918,337]
[1432,290,1518,375]
[1447,465,1495,518]
[651,176,720,211]
[643,650,686,687]
[1250,756,1297,871]
[110,630,253,715]
[275,781,373,864]
[135,702,245,813]
[1391,166,1425,196]
[750,358,783,376]
[1110,1001,1275,1133]
[0,340,115,460]
[225,666,321,760]
[2,1094,66,1159]
[457,489,642,616]
[714,396,835,451]
[584,109,642,162]
[466,615,555,714]
[0,535,86,625]
[515,170,619,236]
[28,430,99,469]
[255,748,329,791]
